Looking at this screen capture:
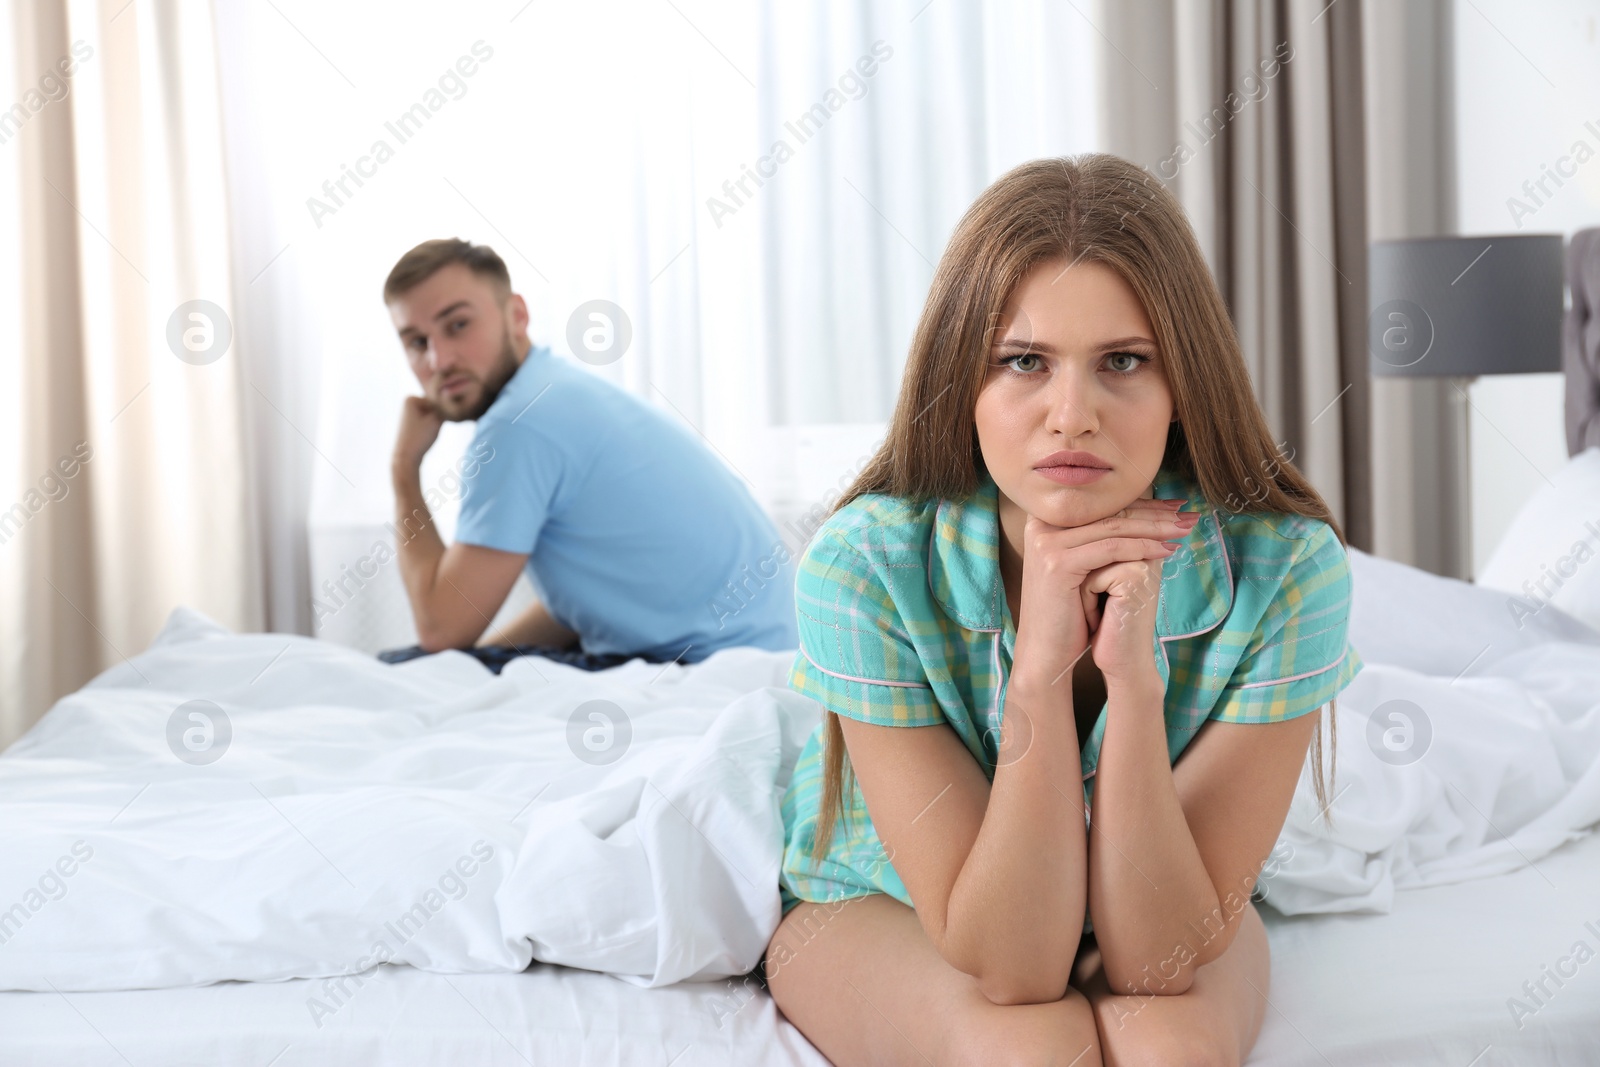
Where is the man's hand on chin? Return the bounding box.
[393,395,444,475]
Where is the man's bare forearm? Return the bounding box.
[391,462,453,647]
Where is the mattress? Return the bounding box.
[4,827,1596,1065]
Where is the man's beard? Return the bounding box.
[433,331,521,422]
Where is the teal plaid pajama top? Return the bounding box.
[777,464,1364,926]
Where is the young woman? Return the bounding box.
[763,154,1363,1066]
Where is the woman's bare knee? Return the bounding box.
[946,985,1103,1067]
[1077,905,1270,1067]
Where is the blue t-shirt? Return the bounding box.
[454,344,797,662]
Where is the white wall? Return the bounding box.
[1455,0,1600,575]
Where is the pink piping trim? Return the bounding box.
[1157,505,1235,642]
[798,643,932,689]
[1230,647,1348,689]
[991,632,1003,723]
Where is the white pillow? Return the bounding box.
[1348,544,1598,678]
[1476,446,1600,633]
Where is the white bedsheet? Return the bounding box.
[1249,827,1600,1066]
[0,608,821,993]
[1258,548,1600,915]
[0,963,832,1067]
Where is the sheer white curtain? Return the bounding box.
[757,0,1096,426]
[211,0,1100,652]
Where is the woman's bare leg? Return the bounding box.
[1070,900,1271,1067]
[765,893,1103,1066]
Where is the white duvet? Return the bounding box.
[1261,546,1600,913]
[0,609,820,993]
[4,548,1600,995]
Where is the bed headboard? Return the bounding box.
[1565,227,1600,456]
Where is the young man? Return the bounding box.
[383,238,795,669]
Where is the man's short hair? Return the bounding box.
[383,238,511,302]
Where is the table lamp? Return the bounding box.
[1367,234,1565,573]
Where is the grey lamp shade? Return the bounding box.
[1368,235,1565,377]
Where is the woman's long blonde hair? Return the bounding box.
[810,153,1346,859]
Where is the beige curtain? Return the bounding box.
[1359,0,1467,578]
[1,0,263,746]
[1096,0,1398,563]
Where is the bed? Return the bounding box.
[1,828,1597,1065]
[4,526,1600,1066]
[5,470,1600,1060]
[0,818,1594,1067]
